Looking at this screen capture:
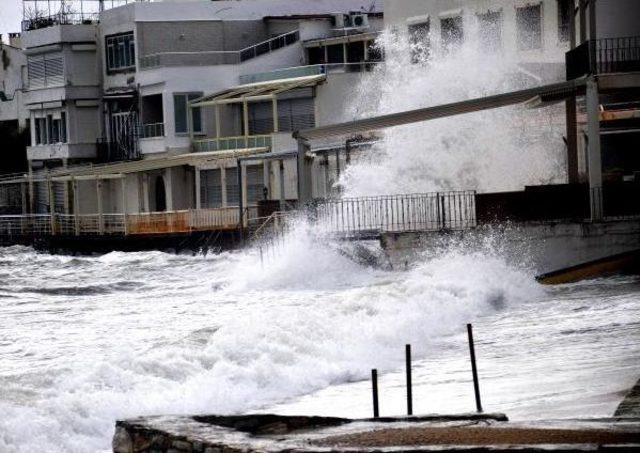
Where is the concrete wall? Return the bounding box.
[595,0,640,39]
[315,72,366,126]
[382,220,640,274]
[0,43,28,126]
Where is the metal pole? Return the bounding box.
[371,369,379,418]
[467,323,483,413]
[406,344,413,416]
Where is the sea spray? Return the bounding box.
[336,29,567,197]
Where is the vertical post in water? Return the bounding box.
[467,323,483,413]
[371,369,379,418]
[406,344,413,416]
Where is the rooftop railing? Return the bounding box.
[566,36,640,80]
[21,12,99,31]
[139,29,300,70]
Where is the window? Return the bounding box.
[477,10,502,50]
[557,0,571,42]
[440,16,464,50]
[225,167,239,205]
[27,53,64,89]
[516,4,543,50]
[200,169,223,208]
[408,20,430,63]
[327,44,344,63]
[174,93,203,135]
[34,112,67,145]
[106,32,135,73]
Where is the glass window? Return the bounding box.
[408,20,430,63]
[557,0,571,42]
[174,93,203,135]
[477,11,502,50]
[517,4,543,50]
[106,32,135,72]
[441,16,464,50]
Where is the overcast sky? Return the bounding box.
[1,0,23,42]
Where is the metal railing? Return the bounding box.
[140,29,300,69]
[566,36,640,80]
[139,123,165,139]
[239,61,381,84]
[192,135,271,153]
[22,12,100,31]
[314,191,477,238]
[0,206,261,238]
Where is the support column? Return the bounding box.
[47,176,55,234]
[566,96,579,183]
[242,98,249,141]
[62,159,70,214]
[263,160,270,199]
[215,104,221,139]
[296,138,313,205]
[96,178,104,235]
[586,77,602,221]
[279,159,285,211]
[142,173,150,212]
[271,95,279,133]
[195,166,202,209]
[72,178,80,235]
[164,168,173,211]
[21,181,27,216]
[28,164,34,214]
[121,176,128,235]
[241,163,248,215]
[220,166,227,207]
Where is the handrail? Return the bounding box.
[140,29,300,69]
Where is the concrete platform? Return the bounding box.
[112,413,640,452]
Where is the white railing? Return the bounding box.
[140,123,165,138]
[0,206,261,237]
[192,135,271,153]
[139,29,300,69]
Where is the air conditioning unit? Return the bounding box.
[349,13,369,28]
[333,14,348,29]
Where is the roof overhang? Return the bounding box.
[190,74,326,108]
[303,31,380,48]
[295,78,588,141]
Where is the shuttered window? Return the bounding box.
[201,169,223,208]
[246,165,264,203]
[226,167,239,205]
[28,53,64,88]
[248,97,315,134]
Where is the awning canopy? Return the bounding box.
[190,74,326,107]
[295,78,588,141]
[0,149,270,184]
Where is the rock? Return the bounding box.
[112,427,133,453]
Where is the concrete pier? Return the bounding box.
[113,413,640,453]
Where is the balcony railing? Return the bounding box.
[239,62,381,84]
[139,29,300,70]
[193,135,271,153]
[140,123,165,139]
[566,36,640,80]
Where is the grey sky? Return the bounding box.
[0,0,23,42]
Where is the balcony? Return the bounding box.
[193,135,272,153]
[566,36,640,80]
[139,30,300,70]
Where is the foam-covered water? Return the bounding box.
[1,245,639,452]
